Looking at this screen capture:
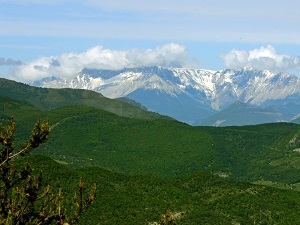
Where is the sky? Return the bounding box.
[1,0,300,82]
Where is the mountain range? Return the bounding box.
[32,66,300,125]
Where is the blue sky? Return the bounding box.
[1,0,300,82]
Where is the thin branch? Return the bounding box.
[0,143,31,168]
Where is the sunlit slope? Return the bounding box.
[34,106,300,184]
[2,80,300,185]
[36,106,216,176]
[0,78,169,120]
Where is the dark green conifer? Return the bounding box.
[0,117,96,224]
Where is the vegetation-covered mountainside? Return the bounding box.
[2,78,300,224]
[1,79,300,185]
[0,78,168,120]
[17,104,297,185]
[29,155,300,224]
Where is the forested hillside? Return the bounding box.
[0,78,168,120]
[2,79,300,224]
[32,106,300,185]
[29,155,300,224]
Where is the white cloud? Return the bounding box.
[10,43,200,83]
[222,45,300,73]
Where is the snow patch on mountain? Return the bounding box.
[31,66,300,125]
[94,71,182,99]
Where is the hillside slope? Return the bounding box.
[3,88,300,223]
[27,105,300,185]
[30,155,300,225]
[2,86,300,184]
[0,78,168,120]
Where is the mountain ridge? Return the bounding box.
[0,77,169,121]
[197,101,293,126]
[32,66,300,125]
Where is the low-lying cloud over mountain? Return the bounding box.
[7,44,300,84]
[222,45,300,73]
[10,44,199,83]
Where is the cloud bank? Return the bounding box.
[10,44,199,83]
[222,45,300,73]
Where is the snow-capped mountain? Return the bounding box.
[32,66,300,125]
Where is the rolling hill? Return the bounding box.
[2,81,300,224]
[1,83,300,184]
[26,155,300,224]
[0,77,168,121]
[28,105,300,185]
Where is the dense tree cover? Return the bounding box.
[2,80,300,184]
[2,85,300,224]
[31,106,300,185]
[27,155,300,224]
[0,117,96,224]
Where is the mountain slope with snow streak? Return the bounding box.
[32,66,300,125]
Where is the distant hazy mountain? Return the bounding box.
[32,66,300,125]
[197,101,293,126]
[291,115,300,124]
